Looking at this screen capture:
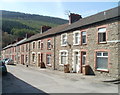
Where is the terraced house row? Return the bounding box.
[1,7,120,78]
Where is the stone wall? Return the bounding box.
[54,20,119,78]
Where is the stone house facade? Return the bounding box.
[54,21,119,78]
[1,7,120,78]
[53,7,120,78]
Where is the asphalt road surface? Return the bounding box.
[2,64,118,94]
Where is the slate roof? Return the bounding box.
[17,6,120,45]
[18,23,69,45]
[3,38,27,50]
[60,6,120,33]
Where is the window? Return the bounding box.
[21,45,24,52]
[26,55,28,62]
[47,40,51,50]
[46,54,51,65]
[26,44,28,52]
[81,52,86,65]
[41,41,43,50]
[15,47,16,52]
[96,52,108,70]
[98,28,106,43]
[81,32,87,44]
[61,33,67,46]
[32,53,35,62]
[73,31,80,45]
[33,42,35,49]
[60,51,68,65]
[38,41,41,49]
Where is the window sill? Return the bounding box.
[47,64,52,67]
[98,42,107,44]
[59,64,64,66]
[73,44,80,46]
[47,48,51,50]
[95,68,109,72]
[61,44,67,47]
[81,43,87,45]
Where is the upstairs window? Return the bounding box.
[33,42,35,49]
[41,41,43,50]
[21,45,24,52]
[38,41,41,49]
[98,28,106,43]
[73,31,80,45]
[26,44,28,52]
[61,33,67,46]
[47,40,51,50]
[81,31,87,45]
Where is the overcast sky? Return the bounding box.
[0,0,119,19]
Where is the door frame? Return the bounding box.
[72,50,80,73]
[37,52,41,67]
[80,50,87,73]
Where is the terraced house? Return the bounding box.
[1,6,120,78]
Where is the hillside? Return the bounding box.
[1,10,68,47]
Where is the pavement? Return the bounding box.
[2,64,119,94]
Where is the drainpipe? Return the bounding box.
[28,42,30,67]
[16,45,18,64]
[53,35,56,70]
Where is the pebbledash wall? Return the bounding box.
[1,6,120,78]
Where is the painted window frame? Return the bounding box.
[32,52,36,63]
[61,33,67,46]
[97,26,107,44]
[94,50,110,72]
[26,44,28,52]
[59,50,68,65]
[47,39,52,50]
[81,31,87,45]
[73,30,80,45]
[38,40,41,49]
[46,53,52,66]
[32,41,36,49]
[41,40,43,50]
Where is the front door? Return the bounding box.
[81,52,86,73]
[21,55,24,65]
[38,54,40,67]
[73,52,80,73]
[41,53,43,62]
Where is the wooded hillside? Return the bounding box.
[1,10,68,47]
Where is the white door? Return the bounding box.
[73,52,80,73]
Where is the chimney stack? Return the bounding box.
[69,13,82,25]
[41,25,51,34]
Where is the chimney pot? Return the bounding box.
[69,13,82,25]
[41,25,51,33]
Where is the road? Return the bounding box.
[2,64,118,94]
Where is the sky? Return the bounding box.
[0,0,119,20]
